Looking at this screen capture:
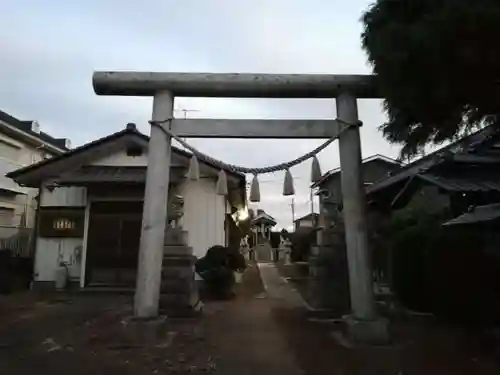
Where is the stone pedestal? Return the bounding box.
[307,244,350,316]
[160,228,200,317]
[344,315,389,345]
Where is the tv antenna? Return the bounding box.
[173,108,201,145]
[174,108,200,119]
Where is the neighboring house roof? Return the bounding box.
[415,174,500,193]
[389,173,500,210]
[0,159,28,195]
[293,212,319,223]
[311,154,402,189]
[366,125,500,197]
[443,203,500,226]
[7,123,244,182]
[251,212,277,226]
[0,109,70,153]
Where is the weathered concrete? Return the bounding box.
[170,118,347,139]
[134,90,174,318]
[337,92,389,343]
[160,228,199,316]
[93,72,379,98]
[337,93,376,321]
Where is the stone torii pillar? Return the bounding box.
[92,72,387,343]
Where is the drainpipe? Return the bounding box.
[30,184,42,287]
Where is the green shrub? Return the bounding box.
[195,245,246,299]
[381,207,500,326]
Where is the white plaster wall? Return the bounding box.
[34,237,83,282]
[40,186,86,207]
[0,133,58,232]
[298,219,314,227]
[35,186,87,283]
[179,178,226,258]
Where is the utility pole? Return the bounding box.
[291,197,295,228]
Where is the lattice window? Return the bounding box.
[0,207,15,226]
[0,140,20,162]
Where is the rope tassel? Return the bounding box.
[216,170,228,195]
[249,174,260,202]
[283,169,295,196]
[311,155,322,183]
[187,155,200,180]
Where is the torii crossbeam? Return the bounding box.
[92,72,388,344]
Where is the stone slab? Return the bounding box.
[163,245,193,256]
[121,316,169,344]
[160,279,196,294]
[344,315,390,345]
[162,266,195,279]
[164,229,189,246]
[162,255,196,267]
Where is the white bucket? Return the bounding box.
[234,272,243,284]
[55,265,68,290]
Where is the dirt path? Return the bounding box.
[201,262,304,375]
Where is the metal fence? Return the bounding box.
[0,228,34,258]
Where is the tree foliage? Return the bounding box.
[361,0,500,158]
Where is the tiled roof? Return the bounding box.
[417,174,500,192]
[293,212,319,223]
[450,154,500,164]
[7,124,244,181]
[443,203,500,226]
[0,159,28,194]
[0,109,69,151]
[252,212,277,226]
[367,125,500,196]
[312,154,402,188]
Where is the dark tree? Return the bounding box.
[361,0,500,159]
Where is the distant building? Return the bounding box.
[0,109,70,237]
[312,154,403,222]
[250,209,277,245]
[293,212,319,232]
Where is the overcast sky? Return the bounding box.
[0,0,402,230]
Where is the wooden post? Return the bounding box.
[134,90,174,318]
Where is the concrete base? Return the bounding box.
[122,315,169,345]
[344,315,390,345]
[32,281,56,292]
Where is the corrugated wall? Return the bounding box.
[40,186,86,207]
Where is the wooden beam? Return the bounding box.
[170,119,347,139]
[93,72,379,98]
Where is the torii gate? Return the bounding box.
[92,72,388,343]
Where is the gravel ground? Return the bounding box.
[1,263,500,375]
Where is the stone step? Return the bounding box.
[162,255,196,267]
[162,266,195,279]
[163,245,194,256]
[161,279,196,294]
[159,291,198,307]
[164,229,189,246]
